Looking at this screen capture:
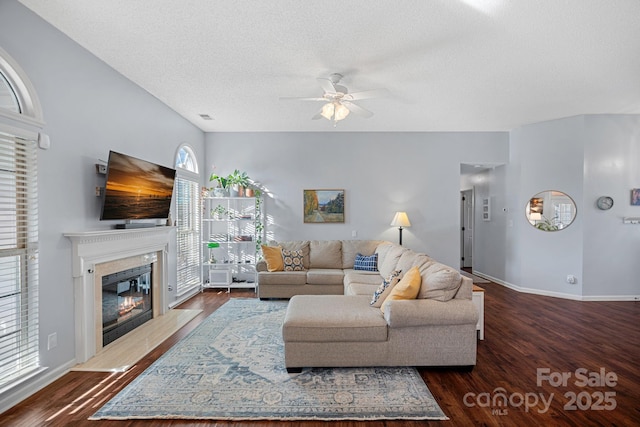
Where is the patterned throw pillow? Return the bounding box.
[370,269,402,307]
[354,253,378,271]
[282,249,305,271]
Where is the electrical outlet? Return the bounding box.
[351,230,357,238]
[566,275,577,285]
[95,186,102,197]
[47,332,57,350]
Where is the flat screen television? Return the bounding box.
[100,151,176,224]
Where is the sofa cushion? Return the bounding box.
[257,271,307,286]
[282,249,305,271]
[310,240,342,269]
[272,240,310,269]
[370,270,402,308]
[345,282,379,296]
[306,269,344,285]
[341,240,382,268]
[395,250,430,274]
[284,295,388,342]
[417,263,462,302]
[381,266,421,312]
[377,244,406,278]
[374,242,394,267]
[261,245,284,272]
[342,270,383,286]
[353,253,378,271]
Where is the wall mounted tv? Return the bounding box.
[100,151,176,228]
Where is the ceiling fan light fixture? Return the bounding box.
[320,102,335,120]
[334,102,350,121]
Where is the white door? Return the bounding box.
[460,190,473,268]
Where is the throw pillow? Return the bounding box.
[380,266,422,313]
[417,265,462,301]
[261,245,284,272]
[282,249,305,271]
[370,269,402,307]
[354,253,378,272]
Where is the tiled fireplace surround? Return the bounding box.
[64,227,173,363]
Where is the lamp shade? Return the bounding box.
[390,212,411,228]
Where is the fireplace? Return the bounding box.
[64,227,173,363]
[102,263,153,346]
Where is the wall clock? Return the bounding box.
[596,196,614,210]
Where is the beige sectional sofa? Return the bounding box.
[257,240,479,370]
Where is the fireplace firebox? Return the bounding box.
[102,264,153,346]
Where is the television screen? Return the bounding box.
[100,151,176,221]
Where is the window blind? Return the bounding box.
[175,176,201,294]
[0,130,39,390]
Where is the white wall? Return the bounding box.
[582,115,640,298]
[508,116,585,297]
[469,166,509,280]
[473,114,640,300]
[0,1,204,409]
[205,132,509,268]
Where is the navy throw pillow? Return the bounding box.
[354,253,378,272]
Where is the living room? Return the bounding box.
[1,1,639,425]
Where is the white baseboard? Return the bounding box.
[471,271,639,301]
[581,295,640,301]
[0,358,76,415]
[169,286,201,309]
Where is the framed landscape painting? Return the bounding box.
[303,189,345,223]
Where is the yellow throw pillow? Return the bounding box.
[261,245,284,272]
[380,266,421,313]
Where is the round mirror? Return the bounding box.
[526,190,576,231]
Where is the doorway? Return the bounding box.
[460,189,473,268]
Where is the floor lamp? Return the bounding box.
[390,212,411,245]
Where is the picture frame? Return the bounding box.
[632,189,640,206]
[303,189,345,223]
[482,197,491,221]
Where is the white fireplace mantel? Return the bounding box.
[64,227,174,363]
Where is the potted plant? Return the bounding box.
[228,169,250,197]
[209,172,229,197]
[211,204,226,220]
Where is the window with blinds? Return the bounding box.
[175,146,200,295]
[0,130,39,391]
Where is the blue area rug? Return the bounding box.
[90,298,448,421]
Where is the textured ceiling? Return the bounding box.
[18,0,640,132]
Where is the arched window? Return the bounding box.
[174,145,201,296]
[0,47,44,126]
[0,48,42,390]
[0,72,20,113]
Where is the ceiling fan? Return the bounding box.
[281,73,389,126]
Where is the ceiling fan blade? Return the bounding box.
[280,96,326,101]
[343,101,374,118]
[343,88,390,101]
[317,78,337,94]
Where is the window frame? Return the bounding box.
[174,145,201,296]
[0,48,44,393]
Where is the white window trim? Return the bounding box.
[0,48,43,396]
[0,47,44,128]
[174,144,201,297]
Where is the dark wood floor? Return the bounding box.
[3,282,639,427]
